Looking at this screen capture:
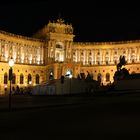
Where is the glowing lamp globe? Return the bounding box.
[69,75,72,78]
[9,57,14,67]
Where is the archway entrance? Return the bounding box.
[65,69,72,78]
[49,71,54,80]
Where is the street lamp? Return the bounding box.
[8,57,14,111]
[69,74,72,94]
[65,70,72,94]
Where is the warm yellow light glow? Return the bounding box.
[67,71,70,75]
[69,75,72,78]
[29,60,32,64]
[37,56,40,62]
[21,54,24,63]
[13,52,16,61]
[5,52,8,61]
[29,81,32,84]
[66,71,72,78]
[4,85,7,88]
[5,57,8,61]
[8,57,14,67]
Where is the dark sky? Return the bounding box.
[0,0,140,42]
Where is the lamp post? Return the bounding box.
[8,57,14,111]
[69,74,72,94]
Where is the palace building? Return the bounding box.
[0,18,140,94]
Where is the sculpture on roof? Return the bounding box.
[57,18,64,24]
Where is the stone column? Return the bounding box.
[91,49,93,65]
[16,45,19,63]
[4,42,8,61]
[32,46,34,64]
[48,41,51,58]
[99,49,101,64]
[92,49,95,65]
[136,47,139,62]
[99,49,102,64]
[1,40,5,61]
[25,45,28,64]
[85,49,88,65]
[19,44,22,63]
[79,49,81,63]
[118,48,120,58]
[125,48,128,62]
[75,49,77,62]
[12,43,16,62]
[101,49,104,65]
[108,49,112,64]
[10,42,13,58]
[110,49,114,64]
[69,41,72,60]
[41,46,43,64]
[127,48,130,63]
[130,48,132,63]
[137,47,140,62]
[53,41,56,62]
[77,49,80,62]
[94,49,97,65]
[37,46,40,64]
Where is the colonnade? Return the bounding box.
[0,39,44,65]
[72,47,140,65]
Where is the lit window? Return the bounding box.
[36,74,39,84]
[4,73,8,84]
[106,73,110,82]
[28,74,32,84]
[20,74,24,84]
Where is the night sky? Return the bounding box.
[0,1,140,42]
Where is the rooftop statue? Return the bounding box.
[57,18,64,24]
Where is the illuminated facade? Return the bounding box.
[0,18,140,94]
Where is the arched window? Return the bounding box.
[36,74,39,84]
[28,74,32,84]
[12,73,16,84]
[132,55,135,63]
[97,73,102,83]
[65,69,72,78]
[114,56,118,64]
[49,72,54,80]
[131,71,135,74]
[20,74,24,84]
[4,73,8,84]
[106,73,110,82]
[97,57,100,65]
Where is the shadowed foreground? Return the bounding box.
[0,93,140,139]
